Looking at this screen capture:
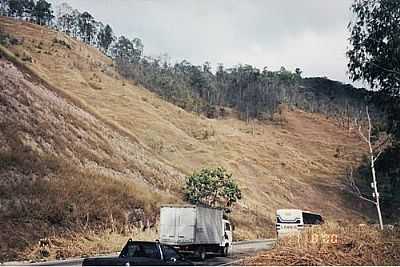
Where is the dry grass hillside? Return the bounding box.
[0,53,180,261]
[0,17,372,261]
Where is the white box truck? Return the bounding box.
[159,204,233,261]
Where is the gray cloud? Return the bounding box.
[49,0,363,86]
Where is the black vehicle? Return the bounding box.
[82,239,193,266]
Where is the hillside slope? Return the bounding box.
[0,55,181,260]
[0,17,371,261]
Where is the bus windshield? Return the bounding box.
[302,212,323,225]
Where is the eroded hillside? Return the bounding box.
[0,17,370,261]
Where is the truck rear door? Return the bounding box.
[175,207,196,243]
[160,207,177,243]
[160,207,196,244]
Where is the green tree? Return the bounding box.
[1,0,33,19]
[295,67,302,78]
[347,0,400,96]
[8,0,24,17]
[32,0,53,25]
[97,24,114,54]
[55,3,80,37]
[347,0,400,138]
[131,37,143,63]
[112,36,134,61]
[111,36,144,64]
[22,0,35,19]
[184,167,242,208]
[0,0,8,16]
[78,11,96,44]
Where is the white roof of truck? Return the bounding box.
[160,204,224,210]
[276,209,302,213]
[161,204,197,208]
[276,209,322,216]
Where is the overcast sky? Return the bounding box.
[49,0,364,87]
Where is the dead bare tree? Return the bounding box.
[357,106,384,230]
[342,106,386,230]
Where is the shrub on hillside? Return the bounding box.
[52,38,71,49]
[0,30,22,47]
[21,53,32,63]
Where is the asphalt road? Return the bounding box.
[191,239,276,266]
[4,240,276,266]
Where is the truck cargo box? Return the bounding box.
[160,204,224,246]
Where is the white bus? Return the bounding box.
[276,209,323,237]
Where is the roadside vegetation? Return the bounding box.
[243,222,400,265]
[0,150,168,261]
[25,225,159,262]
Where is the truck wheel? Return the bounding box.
[195,246,206,261]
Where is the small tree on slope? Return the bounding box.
[184,167,242,209]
